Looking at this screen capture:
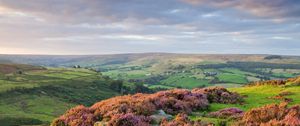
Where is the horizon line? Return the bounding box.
[0,52,299,57]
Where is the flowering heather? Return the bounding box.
[91,93,157,120]
[207,108,244,119]
[192,87,243,104]
[237,102,300,126]
[51,105,96,126]
[151,89,209,114]
[107,113,152,126]
[160,113,212,126]
[52,88,214,126]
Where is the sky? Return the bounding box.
[0,0,299,55]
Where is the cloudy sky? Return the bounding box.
[0,0,299,55]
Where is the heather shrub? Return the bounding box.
[279,91,293,96]
[192,87,243,104]
[51,105,96,126]
[107,113,152,126]
[91,93,157,120]
[160,113,212,126]
[52,89,210,126]
[269,91,294,103]
[236,103,300,126]
[207,108,244,119]
[152,89,209,114]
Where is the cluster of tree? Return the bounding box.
[264,55,283,60]
[108,80,154,94]
[97,65,148,72]
[197,61,300,69]
[0,117,43,126]
[169,65,185,70]
[72,65,81,68]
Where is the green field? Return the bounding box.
[0,65,119,125]
[216,73,248,84]
[161,75,210,88]
[102,62,300,89]
[190,82,300,125]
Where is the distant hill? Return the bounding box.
[1,53,300,89]
[0,53,300,67]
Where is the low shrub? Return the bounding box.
[247,76,300,87]
[192,87,243,104]
[52,89,213,126]
[160,113,212,126]
[0,117,44,126]
[107,113,152,126]
[207,108,244,119]
[236,103,300,126]
[91,93,157,121]
[151,89,209,114]
[268,91,294,103]
[51,105,96,126]
[247,79,286,86]
[279,91,293,96]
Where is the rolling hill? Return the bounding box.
[0,53,300,125]
[1,53,300,89]
[0,64,120,125]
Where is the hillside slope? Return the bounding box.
[0,64,120,125]
[52,76,300,126]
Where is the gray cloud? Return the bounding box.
[0,0,299,55]
[182,0,300,19]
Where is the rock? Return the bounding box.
[150,110,173,124]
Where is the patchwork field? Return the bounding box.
[100,59,300,89]
[0,54,300,125]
